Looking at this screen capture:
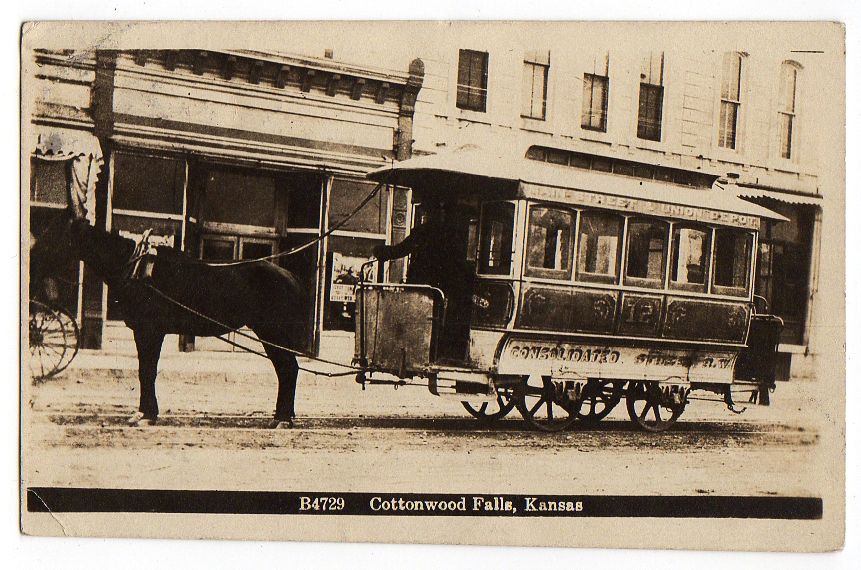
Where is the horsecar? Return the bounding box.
[355,146,786,432]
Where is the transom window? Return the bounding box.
[525,206,574,279]
[478,201,515,275]
[576,211,623,284]
[719,52,744,150]
[670,224,711,292]
[457,49,489,112]
[521,50,550,120]
[713,229,753,296]
[624,218,669,288]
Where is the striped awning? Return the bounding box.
[733,185,823,206]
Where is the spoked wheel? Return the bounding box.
[625,381,686,432]
[515,375,580,432]
[51,306,80,375]
[28,300,69,381]
[577,380,623,425]
[462,387,516,423]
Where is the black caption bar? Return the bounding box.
[26,488,822,519]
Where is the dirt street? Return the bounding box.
[22,354,825,500]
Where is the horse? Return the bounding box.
[30,173,308,429]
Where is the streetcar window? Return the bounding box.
[713,228,753,296]
[670,224,711,292]
[525,206,575,279]
[576,211,623,284]
[624,218,669,288]
[478,202,516,275]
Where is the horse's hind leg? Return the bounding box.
[260,337,299,428]
[131,328,164,426]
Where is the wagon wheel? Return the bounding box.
[625,381,685,432]
[462,387,516,423]
[51,305,80,375]
[515,375,580,432]
[577,380,623,425]
[28,300,68,381]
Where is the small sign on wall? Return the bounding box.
[329,253,373,303]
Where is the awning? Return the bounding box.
[29,127,104,224]
[369,146,789,227]
[732,185,823,206]
[32,127,104,162]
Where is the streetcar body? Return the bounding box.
[356,146,786,431]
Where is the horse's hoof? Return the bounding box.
[268,419,294,429]
[128,412,157,427]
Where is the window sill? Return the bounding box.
[520,116,552,134]
[579,129,613,146]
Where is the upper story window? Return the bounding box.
[525,206,574,279]
[670,224,711,293]
[576,211,623,284]
[456,49,489,112]
[718,52,744,150]
[581,52,610,132]
[521,50,550,120]
[778,62,801,160]
[637,52,665,141]
[478,201,515,275]
[624,218,669,288]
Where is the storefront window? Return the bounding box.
[30,159,67,206]
[113,153,185,215]
[576,211,622,284]
[329,178,388,235]
[478,202,516,275]
[204,167,276,227]
[525,206,575,279]
[624,218,668,288]
[713,228,752,296]
[670,224,711,292]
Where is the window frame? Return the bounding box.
[524,203,576,280]
[778,61,801,160]
[711,228,755,298]
[637,52,665,142]
[718,52,745,150]
[581,72,610,132]
[521,51,550,120]
[456,49,489,113]
[476,200,517,277]
[669,223,713,293]
[623,217,670,289]
[574,210,624,285]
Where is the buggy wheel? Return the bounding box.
[461,387,516,423]
[28,300,68,381]
[577,380,623,425]
[515,375,579,432]
[625,381,685,432]
[51,306,80,375]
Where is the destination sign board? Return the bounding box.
[520,185,761,230]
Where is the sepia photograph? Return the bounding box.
[18,19,847,554]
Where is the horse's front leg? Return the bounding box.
[130,328,165,426]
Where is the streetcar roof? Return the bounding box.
[369,146,789,225]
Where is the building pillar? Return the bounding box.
[79,50,117,349]
[388,58,425,283]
